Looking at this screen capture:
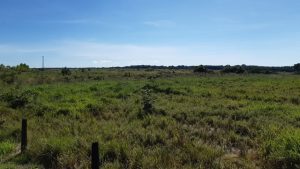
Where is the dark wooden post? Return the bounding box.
[21,119,27,153]
[91,142,100,169]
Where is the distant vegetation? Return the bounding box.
[125,64,296,74]
[61,67,72,76]
[193,65,208,73]
[294,63,300,73]
[0,63,300,169]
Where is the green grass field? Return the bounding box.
[1,69,300,169]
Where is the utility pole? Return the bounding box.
[42,56,45,71]
[41,56,45,83]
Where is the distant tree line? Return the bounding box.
[294,63,300,73]
[1,63,300,74]
[124,64,299,74]
[0,63,30,72]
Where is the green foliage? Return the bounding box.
[15,63,30,72]
[141,88,154,116]
[0,69,300,168]
[0,64,5,70]
[86,103,103,117]
[294,63,300,72]
[222,65,246,74]
[61,67,71,76]
[0,141,15,157]
[0,89,38,109]
[262,129,300,169]
[0,72,16,84]
[29,137,77,168]
[194,65,208,73]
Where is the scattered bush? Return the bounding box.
[0,71,16,84]
[294,63,300,73]
[103,145,118,163]
[33,104,53,117]
[0,89,38,109]
[194,65,208,73]
[137,88,155,118]
[0,141,15,157]
[61,67,71,76]
[15,63,30,72]
[119,147,130,169]
[222,65,246,74]
[32,137,76,168]
[85,103,103,117]
[56,108,71,116]
[261,129,300,169]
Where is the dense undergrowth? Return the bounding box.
[0,68,300,168]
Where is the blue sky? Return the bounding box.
[0,0,300,67]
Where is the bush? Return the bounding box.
[119,147,129,169]
[262,129,300,169]
[0,90,38,109]
[0,71,16,84]
[137,88,155,118]
[56,108,71,116]
[194,65,208,73]
[33,104,53,117]
[294,63,300,73]
[15,63,30,72]
[85,103,103,117]
[0,141,15,157]
[183,143,223,168]
[31,137,76,168]
[61,67,71,76]
[222,65,246,74]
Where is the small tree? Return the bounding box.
[15,63,30,72]
[222,65,246,74]
[236,66,246,74]
[194,65,207,73]
[294,63,300,72]
[0,64,5,70]
[61,67,71,76]
[222,65,232,73]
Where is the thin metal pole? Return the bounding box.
[42,56,45,71]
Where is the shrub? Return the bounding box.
[143,132,165,147]
[294,63,300,73]
[119,147,129,169]
[85,103,103,117]
[15,63,30,72]
[194,65,208,73]
[0,141,14,157]
[222,65,246,74]
[33,104,53,117]
[31,137,76,168]
[0,90,38,109]
[138,88,155,118]
[261,129,300,169]
[103,145,118,163]
[0,71,16,84]
[142,83,181,95]
[61,67,71,76]
[56,108,71,116]
[183,143,223,168]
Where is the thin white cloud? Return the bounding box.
[211,17,270,31]
[143,20,175,28]
[92,60,99,64]
[41,19,104,25]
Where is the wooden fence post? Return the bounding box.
[21,119,27,153]
[92,142,100,169]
